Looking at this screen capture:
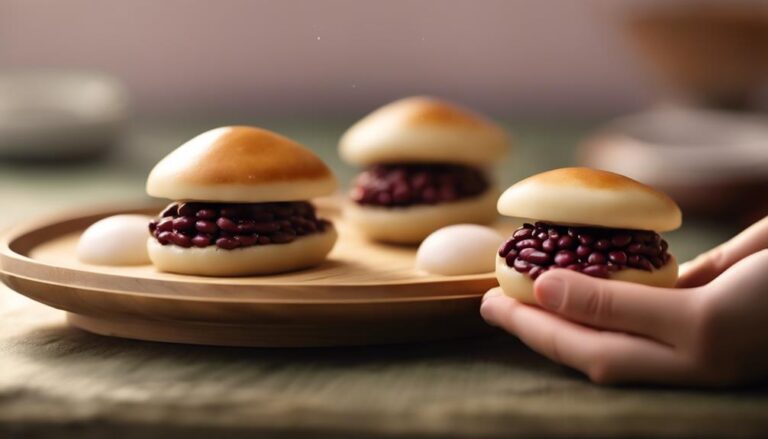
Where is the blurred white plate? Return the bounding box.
[0,70,129,160]
[581,105,768,187]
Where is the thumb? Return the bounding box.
[677,216,768,288]
[534,269,693,345]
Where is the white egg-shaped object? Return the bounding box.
[416,224,504,275]
[77,214,153,266]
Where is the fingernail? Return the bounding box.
[536,276,566,310]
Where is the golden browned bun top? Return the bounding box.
[339,96,510,166]
[497,167,682,231]
[147,126,337,202]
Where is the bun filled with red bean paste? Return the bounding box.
[496,167,682,304]
[145,126,338,276]
[339,96,510,243]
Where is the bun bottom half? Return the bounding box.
[495,254,678,304]
[147,226,337,276]
[344,189,498,244]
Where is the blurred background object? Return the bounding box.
[581,1,768,226]
[0,70,129,161]
[580,105,768,225]
[626,2,768,110]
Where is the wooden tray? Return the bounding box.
[0,199,513,347]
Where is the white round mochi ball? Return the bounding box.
[77,214,153,266]
[416,224,504,275]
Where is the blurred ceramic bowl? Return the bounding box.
[0,70,129,161]
[580,105,768,223]
[626,4,768,109]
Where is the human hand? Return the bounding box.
[480,217,768,386]
[677,216,768,288]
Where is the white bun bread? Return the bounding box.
[147,126,337,202]
[147,226,337,276]
[344,189,498,244]
[339,96,509,167]
[498,167,682,232]
[496,254,679,304]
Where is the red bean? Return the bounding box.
[196,208,218,219]
[216,217,239,233]
[529,266,547,280]
[587,252,606,265]
[520,248,551,265]
[583,264,610,278]
[513,258,532,273]
[499,239,516,257]
[576,245,592,258]
[555,250,577,267]
[557,235,576,249]
[505,251,517,267]
[513,228,533,239]
[192,234,212,247]
[235,235,258,247]
[566,264,582,271]
[628,255,653,271]
[610,234,632,247]
[216,237,240,250]
[177,203,197,217]
[195,220,218,234]
[542,238,558,253]
[157,231,172,245]
[578,234,594,245]
[172,216,195,231]
[516,239,542,250]
[157,217,174,232]
[594,239,610,251]
[169,232,192,248]
[608,251,627,265]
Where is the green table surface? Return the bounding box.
[0,117,763,438]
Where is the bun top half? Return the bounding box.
[339,96,509,167]
[497,167,681,232]
[147,126,337,202]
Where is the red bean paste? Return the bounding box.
[149,201,330,250]
[498,222,671,280]
[350,163,489,207]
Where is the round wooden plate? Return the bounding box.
[0,199,514,347]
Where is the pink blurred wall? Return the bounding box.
[1,0,667,116]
